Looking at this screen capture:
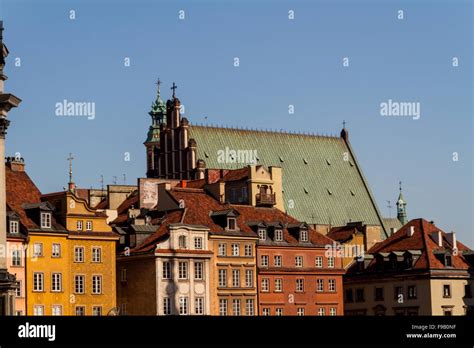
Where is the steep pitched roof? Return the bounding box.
[382,217,402,233]
[327,225,364,243]
[188,125,387,238]
[366,218,471,271]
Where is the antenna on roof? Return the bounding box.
[100,175,104,194]
[387,200,392,218]
[123,174,126,185]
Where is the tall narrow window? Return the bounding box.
[74,247,84,262]
[92,247,101,263]
[194,237,203,250]
[261,255,269,267]
[316,279,324,292]
[232,269,240,287]
[275,229,283,241]
[315,256,323,268]
[261,278,269,292]
[295,256,303,267]
[258,229,266,241]
[218,243,227,256]
[11,249,21,266]
[227,218,237,231]
[328,257,335,268]
[218,269,227,287]
[245,270,253,288]
[52,243,61,258]
[40,212,51,228]
[296,279,304,292]
[246,299,254,316]
[232,244,240,256]
[86,220,93,231]
[194,262,204,280]
[178,262,188,279]
[51,273,62,292]
[9,220,19,234]
[74,275,85,294]
[232,299,241,316]
[244,244,252,256]
[328,279,336,292]
[77,220,83,231]
[33,243,43,257]
[33,273,44,292]
[178,235,187,249]
[162,261,171,279]
[92,275,102,294]
[219,299,228,316]
[163,298,171,315]
[274,255,282,267]
[195,297,204,315]
[179,297,189,315]
[300,230,308,242]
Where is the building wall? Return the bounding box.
[209,235,258,315]
[430,278,474,315]
[6,239,26,315]
[116,256,157,315]
[344,278,433,315]
[257,246,344,316]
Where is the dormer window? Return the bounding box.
[178,235,187,249]
[9,220,19,234]
[227,217,237,231]
[275,229,283,242]
[258,229,267,241]
[389,254,397,269]
[300,230,308,242]
[404,253,413,269]
[445,255,452,267]
[40,212,51,229]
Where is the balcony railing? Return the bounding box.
[256,193,276,206]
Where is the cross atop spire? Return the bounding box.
[171,82,177,98]
[67,153,74,183]
[399,180,402,192]
[155,78,161,97]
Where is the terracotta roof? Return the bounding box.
[362,218,471,271]
[95,199,108,210]
[185,179,206,189]
[222,167,249,182]
[74,188,89,202]
[327,226,362,243]
[112,191,139,224]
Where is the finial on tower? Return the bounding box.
[340,120,349,141]
[396,181,407,225]
[67,153,75,192]
[171,82,178,99]
[156,78,161,97]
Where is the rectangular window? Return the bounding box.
[218,243,226,256]
[219,299,227,316]
[178,262,188,279]
[194,262,204,280]
[232,269,240,288]
[407,285,417,299]
[162,261,171,279]
[375,287,384,301]
[15,281,21,297]
[330,307,337,316]
[297,308,305,316]
[275,308,283,316]
[218,269,227,287]
[76,220,83,231]
[92,306,102,316]
[33,305,44,316]
[11,249,21,266]
[328,257,335,268]
[245,270,253,288]
[86,220,93,231]
[244,244,252,256]
[52,305,62,316]
[394,286,404,300]
[318,307,325,316]
[315,256,323,268]
[274,278,282,292]
[194,237,203,249]
[258,229,266,241]
[33,272,44,292]
[328,279,336,292]
[261,255,269,267]
[227,218,237,231]
[296,279,304,292]
[51,273,62,292]
[232,244,240,256]
[92,275,102,294]
[92,247,101,263]
[345,289,354,302]
[295,256,303,267]
[74,246,84,262]
[41,212,51,228]
[316,279,324,292]
[261,278,269,292]
[179,297,189,315]
[300,230,308,242]
[33,243,43,257]
[246,299,254,316]
[443,284,451,298]
[121,268,127,282]
[74,275,85,294]
[232,299,241,316]
[275,229,283,241]
[262,308,270,316]
[52,243,61,258]
[356,288,365,302]
[163,297,171,315]
[274,255,282,267]
[178,235,187,249]
[75,306,85,316]
[9,220,19,234]
[195,297,204,315]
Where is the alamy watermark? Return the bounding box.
[55,99,95,120]
[217,147,258,164]
[380,99,420,120]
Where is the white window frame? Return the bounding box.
[33,243,43,257]
[92,247,102,263]
[86,220,93,231]
[328,257,335,268]
[15,281,21,297]
[219,299,228,316]
[317,279,324,292]
[195,297,204,315]
[74,275,85,294]
[262,308,270,316]
[74,246,84,263]
[318,307,325,316]
[232,299,241,316]
[274,278,282,292]
[92,275,102,294]
[315,256,323,268]
[194,237,203,250]
[179,296,189,315]
[245,270,253,288]
[261,255,269,267]
[261,278,269,292]
[194,262,204,280]
[33,305,44,316]
[51,273,62,292]
[297,308,305,316]
[296,278,304,292]
[40,212,51,228]
[275,308,283,316]
[330,307,337,316]
[178,262,188,280]
[232,269,240,288]
[244,244,252,257]
[162,261,171,280]
[218,269,227,287]
[227,217,237,231]
[300,230,308,242]
[163,297,171,315]
[52,305,62,316]
[9,220,19,234]
[218,243,227,256]
[258,229,266,241]
[178,235,187,249]
[33,272,44,292]
[274,255,282,267]
[11,249,21,266]
[52,243,61,258]
[231,243,240,256]
[75,306,86,316]
[92,306,102,316]
[275,229,283,241]
[328,279,336,292]
[246,299,254,316]
[295,256,303,267]
[76,220,83,231]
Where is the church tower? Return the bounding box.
[145,79,166,178]
[396,181,407,225]
[0,21,22,316]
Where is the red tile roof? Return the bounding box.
[367,218,471,270]
[327,225,363,243]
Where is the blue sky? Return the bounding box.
[1,0,472,245]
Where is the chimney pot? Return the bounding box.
[407,225,414,237]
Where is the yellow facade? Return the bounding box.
[26,191,118,315]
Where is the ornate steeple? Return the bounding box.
[396,181,407,225]
[145,78,166,143]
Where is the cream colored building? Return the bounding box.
[344,219,473,316]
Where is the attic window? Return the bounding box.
[303,158,308,164]
[300,230,308,242]
[40,212,52,229]
[326,159,331,165]
[258,228,267,241]
[227,217,237,231]
[9,220,19,234]
[445,255,452,267]
[178,235,187,249]
[275,229,283,241]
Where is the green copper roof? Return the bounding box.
[188,125,388,238]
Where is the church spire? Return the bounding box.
[340,120,349,141]
[396,181,407,225]
[146,78,167,144]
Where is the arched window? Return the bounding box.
[178,235,187,249]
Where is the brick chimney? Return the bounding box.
[5,156,25,172]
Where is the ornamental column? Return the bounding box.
[0,21,22,316]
